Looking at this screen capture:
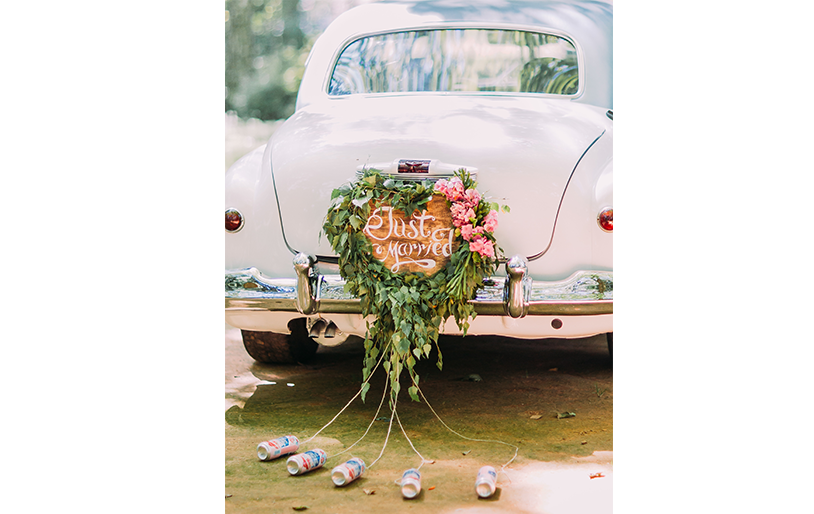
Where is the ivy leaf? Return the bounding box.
[325,167,495,404]
[398,334,410,354]
[352,194,373,208]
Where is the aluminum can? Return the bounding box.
[475,465,497,498]
[287,449,328,475]
[256,435,300,461]
[400,468,422,499]
[331,457,366,486]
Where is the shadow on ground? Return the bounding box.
[226,327,612,513]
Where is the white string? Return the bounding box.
[302,349,386,445]
[298,348,518,481]
[368,387,398,469]
[416,382,519,475]
[394,408,432,470]
[332,371,390,458]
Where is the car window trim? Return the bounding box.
[321,22,585,101]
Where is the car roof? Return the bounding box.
[355,0,612,30]
[297,0,613,110]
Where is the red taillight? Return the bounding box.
[225,208,243,232]
[597,208,613,232]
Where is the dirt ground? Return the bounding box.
[226,324,612,513]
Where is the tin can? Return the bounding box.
[256,435,300,461]
[400,468,422,499]
[287,449,328,476]
[331,457,366,486]
[475,465,497,498]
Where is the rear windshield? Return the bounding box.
[329,29,578,96]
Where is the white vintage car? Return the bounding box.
[225,0,613,363]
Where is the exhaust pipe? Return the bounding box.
[308,318,327,338]
[307,318,339,338]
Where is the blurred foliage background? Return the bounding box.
[225,0,373,121]
[225,0,374,169]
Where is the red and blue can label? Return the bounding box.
[257,435,300,461]
[287,449,328,475]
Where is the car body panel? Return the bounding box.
[271,95,609,264]
[225,0,613,343]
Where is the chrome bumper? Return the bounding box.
[226,254,612,317]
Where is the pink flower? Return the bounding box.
[450,204,476,227]
[450,203,469,227]
[464,188,481,207]
[468,237,495,258]
[483,210,499,232]
[433,179,449,194]
[445,178,465,202]
[460,224,475,241]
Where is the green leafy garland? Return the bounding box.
[323,169,507,403]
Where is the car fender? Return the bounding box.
[225,144,294,277]
[528,123,612,279]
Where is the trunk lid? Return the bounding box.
[270,95,607,260]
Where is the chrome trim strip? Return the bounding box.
[526,129,606,262]
[270,158,300,256]
[226,266,612,316]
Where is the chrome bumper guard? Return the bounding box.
[226,253,612,318]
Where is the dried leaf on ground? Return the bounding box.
[462,450,471,455]
[589,473,605,479]
[292,507,309,511]
[530,414,543,420]
[363,489,376,495]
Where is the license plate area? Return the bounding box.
[397,159,430,174]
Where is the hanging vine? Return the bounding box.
[322,168,509,403]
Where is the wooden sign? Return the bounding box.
[363,195,458,275]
